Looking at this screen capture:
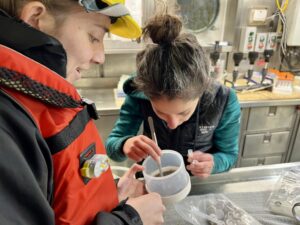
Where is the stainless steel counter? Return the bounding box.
[77,88,300,115]
[189,162,300,195]
[164,162,300,225]
[240,99,300,108]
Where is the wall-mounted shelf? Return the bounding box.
[104,40,233,54]
[105,48,142,54]
[104,39,144,54]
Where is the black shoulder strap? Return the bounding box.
[0,67,100,154]
[45,106,91,155]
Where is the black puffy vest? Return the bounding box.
[139,83,230,164]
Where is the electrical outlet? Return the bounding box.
[239,27,257,53]
[249,8,268,25]
[254,33,268,52]
[248,7,269,26]
[266,32,277,50]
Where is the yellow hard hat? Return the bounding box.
[79,0,142,39]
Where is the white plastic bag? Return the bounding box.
[267,167,300,221]
[175,193,262,225]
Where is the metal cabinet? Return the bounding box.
[290,128,300,162]
[289,111,300,162]
[238,105,297,167]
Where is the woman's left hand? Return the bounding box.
[117,164,146,202]
[186,151,214,178]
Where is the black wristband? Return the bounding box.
[112,198,143,225]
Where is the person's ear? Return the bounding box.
[19,1,47,29]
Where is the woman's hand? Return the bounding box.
[117,164,146,201]
[123,135,161,162]
[127,193,165,225]
[186,151,214,178]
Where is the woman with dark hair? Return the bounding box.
[106,14,241,179]
[0,1,165,225]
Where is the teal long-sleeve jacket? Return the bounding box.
[105,82,241,174]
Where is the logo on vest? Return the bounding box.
[198,125,215,134]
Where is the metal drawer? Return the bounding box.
[247,106,295,131]
[243,131,290,157]
[240,155,282,167]
[290,122,300,162]
[264,155,283,164]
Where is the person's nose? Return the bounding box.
[165,116,180,129]
[92,43,105,64]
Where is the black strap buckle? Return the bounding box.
[81,98,99,120]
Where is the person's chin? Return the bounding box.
[66,71,81,83]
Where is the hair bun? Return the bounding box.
[143,14,182,45]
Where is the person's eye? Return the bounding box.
[156,111,166,116]
[179,111,189,116]
[88,34,100,43]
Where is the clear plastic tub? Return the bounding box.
[142,150,190,197]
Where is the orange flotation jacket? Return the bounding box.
[0,44,118,225]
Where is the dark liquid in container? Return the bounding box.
[154,168,176,177]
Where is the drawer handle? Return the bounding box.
[268,106,277,117]
[257,158,265,165]
[263,133,272,143]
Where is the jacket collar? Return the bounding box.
[0,9,67,77]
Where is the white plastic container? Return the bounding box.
[142,150,191,204]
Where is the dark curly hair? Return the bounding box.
[134,14,211,101]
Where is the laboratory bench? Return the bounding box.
[77,88,300,168]
[163,162,300,225]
